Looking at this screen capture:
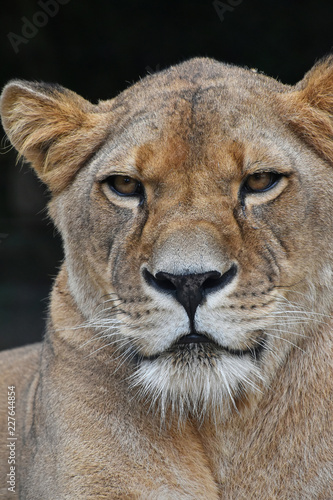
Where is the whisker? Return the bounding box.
[219,369,237,411]
[272,309,332,319]
[85,336,133,358]
[266,328,309,338]
[264,332,306,353]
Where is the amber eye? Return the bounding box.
[243,172,281,193]
[106,175,143,197]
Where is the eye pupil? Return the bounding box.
[107,175,143,197]
[245,172,278,192]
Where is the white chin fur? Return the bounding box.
[130,345,265,423]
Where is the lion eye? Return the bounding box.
[107,175,143,197]
[243,172,280,193]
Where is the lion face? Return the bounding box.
[2,57,333,420]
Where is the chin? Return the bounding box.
[130,340,266,424]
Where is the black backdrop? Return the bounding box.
[0,0,332,350]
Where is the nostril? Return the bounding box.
[143,264,237,298]
[155,272,178,291]
[202,264,237,292]
[143,269,221,295]
[201,271,223,289]
[142,269,177,293]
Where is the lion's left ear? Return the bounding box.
[0,80,109,193]
[278,55,333,164]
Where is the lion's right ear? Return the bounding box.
[0,80,109,193]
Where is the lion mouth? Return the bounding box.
[134,331,266,363]
[175,331,266,359]
[136,332,267,363]
[176,333,212,344]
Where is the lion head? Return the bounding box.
[2,56,333,422]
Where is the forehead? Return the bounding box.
[93,61,291,181]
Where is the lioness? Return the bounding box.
[0,56,332,499]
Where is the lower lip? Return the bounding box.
[176,334,212,344]
[175,335,266,359]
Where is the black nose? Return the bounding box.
[143,264,237,329]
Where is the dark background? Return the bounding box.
[0,0,332,350]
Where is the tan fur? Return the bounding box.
[0,57,332,499]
